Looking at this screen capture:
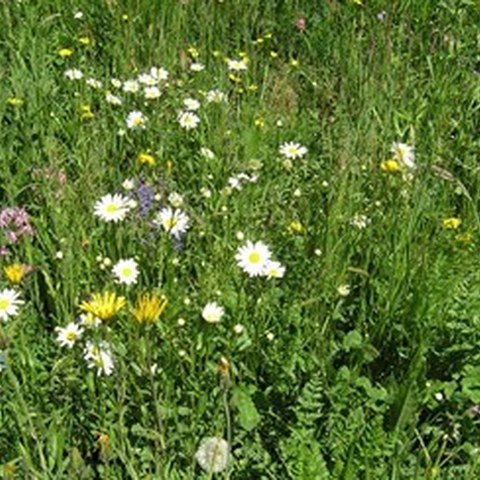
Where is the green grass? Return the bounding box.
[1,0,480,478]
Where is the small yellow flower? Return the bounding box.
[131,293,168,325]
[288,220,306,235]
[380,159,401,172]
[239,51,248,59]
[264,33,273,39]
[166,160,173,173]
[456,232,473,244]
[6,97,23,107]
[58,48,73,57]
[229,74,242,83]
[187,46,199,58]
[254,118,265,128]
[247,84,258,91]
[78,36,91,46]
[270,51,278,59]
[253,38,264,45]
[442,217,462,230]
[290,58,300,68]
[213,50,221,58]
[79,292,126,321]
[80,105,94,120]
[352,0,363,4]
[122,14,129,21]
[4,263,29,285]
[138,152,155,166]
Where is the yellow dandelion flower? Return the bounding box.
[442,217,462,230]
[131,293,168,325]
[58,48,73,57]
[6,97,24,107]
[380,159,401,172]
[4,263,29,285]
[138,152,155,166]
[79,292,126,321]
[78,36,91,46]
[288,220,306,235]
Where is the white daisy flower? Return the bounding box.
[144,86,162,99]
[155,207,190,237]
[190,62,205,72]
[105,92,122,105]
[56,322,83,348]
[263,260,286,279]
[126,111,147,129]
[227,59,248,71]
[112,258,139,285]
[178,111,200,130]
[78,313,101,328]
[122,79,140,93]
[0,289,24,321]
[279,142,308,159]
[86,78,102,89]
[195,437,230,473]
[64,68,83,80]
[83,341,114,376]
[94,193,131,222]
[235,241,272,277]
[206,89,227,103]
[391,142,415,169]
[150,66,169,81]
[138,73,158,86]
[201,302,224,323]
[168,192,184,208]
[183,98,201,111]
[122,178,135,190]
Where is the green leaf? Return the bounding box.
[232,384,261,431]
[342,330,363,351]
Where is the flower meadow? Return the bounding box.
[1,0,480,478]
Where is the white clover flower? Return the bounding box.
[201,302,224,323]
[73,10,83,19]
[112,258,139,285]
[195,437,230,473]
[233,324,244,334]
[155,207,190,237]
[190,62,205,72]
[0,289,24,321]
[183,98,201,111]
[94,193,132,222]
[56,322,83,348]
[144,86,162,99]
[279,142,308,159]
[227,59,248,71]
[350,214,371,229]
[178,111,200,130]
[126,111,147,129]
[122,79,140,93]
[64,68,83,80]
[206,89,227,103]
[105,92,122,105]
[391,142,415,169]
[235,241,272,277]
[83,341,114,376]
[263,260,286,279]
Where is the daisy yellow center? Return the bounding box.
[288,147,298,155]
[121,267,133,277]
[66,331,77,341]
[133,117,143,126]
[248,252,261,264]
[0,299,10,310]
[165,218,178,229]
[106,203,119,214]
